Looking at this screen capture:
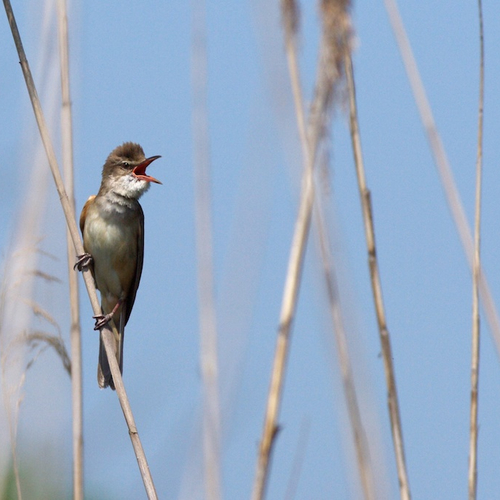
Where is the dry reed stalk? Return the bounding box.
[252,2,351,499]
[345,54,411,500]
[314,203,376,499]
[314,192,376,500]
[2,2,158,497]
[468,2,484,498]
[383,0,500,356]
[191,0,222,498]
[55,0,83,497]
[251,3,313,498]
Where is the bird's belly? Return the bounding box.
[84,212,137,300]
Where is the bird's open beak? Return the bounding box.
[132,155,162,184]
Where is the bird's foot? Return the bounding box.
[74,252,93,271]
[93,313,113,331]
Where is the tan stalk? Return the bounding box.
[384,0,500,354]
[468,1,484,498]
[314,193,376,500]
[345,53,411,500]
[55,0,83,498]
[2,2,158,498]
[252,2,351,498]
[251,4,315,499]
[191,0,222,498]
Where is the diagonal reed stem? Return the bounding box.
[253,3,353,497]
[55,0,84,498]
[384,0,500,357]
[2,2,158,498]
[468,1,484,498]
[314,192,377,500]
[345,52,411,500]
[251,7,315,500]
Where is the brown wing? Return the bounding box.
[79,195,96,235]
[124,202,144,326]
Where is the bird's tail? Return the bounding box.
[98,311,125,390]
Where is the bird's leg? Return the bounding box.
[74,252,93,271]
[93,299,123,330]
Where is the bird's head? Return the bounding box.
[100,142,161,199]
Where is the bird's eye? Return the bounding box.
[122,161,130,168]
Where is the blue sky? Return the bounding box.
[2,1,500,499]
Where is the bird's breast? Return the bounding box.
[83,203,140,299]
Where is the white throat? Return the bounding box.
[112,174,150,200]
[99,174,150,212]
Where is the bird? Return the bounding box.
[76,142,161,389]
